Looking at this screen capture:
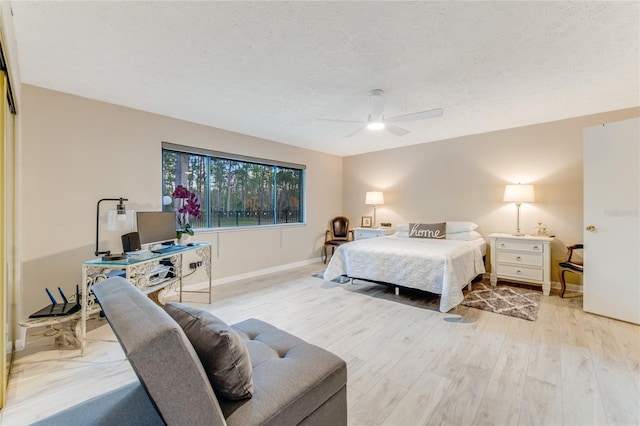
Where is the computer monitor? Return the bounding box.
[136,211,177,246]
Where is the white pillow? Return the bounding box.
[446,230,483,241]
[394,230,409,237]
[396,224,409,232]
[446,221,478,234]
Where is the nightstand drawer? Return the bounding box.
[353,228,394,240]
[496,264,543,281]
[495,240,544,253]
[354,230,374,240]
[496,251,543,267]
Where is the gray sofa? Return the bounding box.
[34,276,347,425]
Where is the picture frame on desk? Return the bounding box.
[361,216,372,228]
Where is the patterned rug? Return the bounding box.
[461,282,541,321]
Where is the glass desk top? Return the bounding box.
[83,242,210,266]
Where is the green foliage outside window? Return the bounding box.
[162,146,304,229]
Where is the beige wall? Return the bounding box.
[20,85,343,316]
[17,81,640,317]
[343,107,640,281]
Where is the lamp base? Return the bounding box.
[102,253,127,261]
[512,231,526,237]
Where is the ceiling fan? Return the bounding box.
[318,89,443,137]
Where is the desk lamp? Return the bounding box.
[95,197,135,260]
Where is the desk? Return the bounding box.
[81,243,212,355]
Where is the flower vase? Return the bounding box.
[178,234,191,245]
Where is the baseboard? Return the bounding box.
[13,327,27,351]
[183,257,324,291]
[552,281,583,294]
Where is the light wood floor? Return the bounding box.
[2,264,639,425]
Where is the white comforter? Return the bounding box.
[323,236,486,312]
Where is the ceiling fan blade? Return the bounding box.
[317,118,367,124]
[344,126,366,138]
[385,108,444,123]
[384,124,410,137]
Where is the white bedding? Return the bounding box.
[323,235,486,312]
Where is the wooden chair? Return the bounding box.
[323,216,353,264]
[558,244,583,298]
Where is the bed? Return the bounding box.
[322,226,486,312]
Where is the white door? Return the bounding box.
[583,118,639,324]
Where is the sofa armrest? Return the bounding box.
[92,277,226,426]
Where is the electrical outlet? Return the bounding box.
[189,261,203,270]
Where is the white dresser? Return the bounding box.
[353,227,395,240]
[488,233,554,295]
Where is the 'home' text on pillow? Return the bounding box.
[409,223,446,239]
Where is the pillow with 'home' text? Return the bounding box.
[409,222,446,239]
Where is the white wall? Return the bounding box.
[20,85,343,317]
[343,107,640,281]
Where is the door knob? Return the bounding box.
[586,225,596,232]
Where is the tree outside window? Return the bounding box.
[162,145,304,229]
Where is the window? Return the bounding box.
[162,143,305,229]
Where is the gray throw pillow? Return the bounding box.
[164,302,253,400]
[409,222,446,239]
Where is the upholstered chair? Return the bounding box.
[323,216,353,264]
[558,244,583,298]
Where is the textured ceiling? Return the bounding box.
[9,1,640,156]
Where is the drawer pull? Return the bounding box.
[533,245,539,251]
[500,243,505,248]
[516,270,522,275]
[516,256,522,261]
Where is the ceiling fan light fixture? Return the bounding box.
[367,121,385,131]
[317,89,442,137]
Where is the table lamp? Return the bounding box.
[503,184,535,236]
[365,191,384,228]
[95,197,135,260]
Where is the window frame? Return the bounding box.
[162,142,306,231]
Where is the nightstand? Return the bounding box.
[488,233,554,295]
[353,227,395,240]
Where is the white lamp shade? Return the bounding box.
[365,191,385,205]
[107,209,136,231]
[503,184,535,203]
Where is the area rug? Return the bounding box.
[462,282,540,321]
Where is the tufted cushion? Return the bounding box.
[164,303,253,400]
[220,318,347,426]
